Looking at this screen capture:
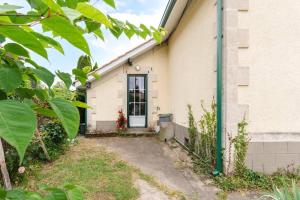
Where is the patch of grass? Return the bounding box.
[23,139,139,200]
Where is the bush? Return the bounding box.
[2,121,69,185]
[40,121,68,159]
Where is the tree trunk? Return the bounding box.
[0,139,12,189]
[35,129,50,161]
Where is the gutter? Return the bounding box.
[159,0,177,27]
[214,0,224,176]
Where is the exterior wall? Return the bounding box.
[86,44,169,132]
[223,0,300,173]
[86,67,123,132]
[168,0,217,143]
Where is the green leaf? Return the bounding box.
[32,67,55,88]
[26,0,48,14]
[0,26,48,59]
[0,65,22,92]
[34,89,49,101]
[15,88,35,99]
[85,21,100,33]
[72,101,91,109]
[103,0,116,8]
[72,68,87,85]
[93,29,104,41]
[48,98,80,139]
[4,43,30,58]
[34,107,57,118]
[0,90,7,100]
[31,32,64,54]
[44,188,68,200]
[6,189,26,200]
[61,7,81,21]
[0,4,22,13]
[56,71,72,89]
[82,66,91,73]
[41,0,64,14]
[110,27,123,38]
[0,100,36,161]
[65,0,88,9]
[124,28,135,39]
[76,2,111,28]
[66,188,84,200]
[41,15,90,55]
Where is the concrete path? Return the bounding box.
[96,137,219,200]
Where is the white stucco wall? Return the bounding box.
[237,0,300,134]
[168,0,217,127]
[86,44,169,131]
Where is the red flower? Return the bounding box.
[116,109,127,131]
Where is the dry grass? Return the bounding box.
[24,138,139,200]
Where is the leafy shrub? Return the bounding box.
[187,104,197,153]
[232,119,249,175]
[0,184,84,200]
[196,100,217,171]
[2,121,69,185]
[214,168,300,191]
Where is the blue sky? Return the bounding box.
[4,0,168,73]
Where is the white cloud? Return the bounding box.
[88,1,167,65]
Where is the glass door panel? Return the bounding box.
[128,75,147,127]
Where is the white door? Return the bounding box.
[128,75,147,128]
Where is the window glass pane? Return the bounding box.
[129,90,134,102]
[135,76,144,90]
[129,77,135,90]
[140,103,146,115]
[128,103,134,115]
[134,90,145,102]
[134,103,140,115]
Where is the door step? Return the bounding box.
[85,128,156,138]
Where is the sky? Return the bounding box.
[2,0,169,73]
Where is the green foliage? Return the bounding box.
[0,183,84,200]
[103,0,116,8]
[76,2,111,28]
[41,15,91,55]
[214,168,300,192]
[0,0,165,175]
[0,101,36,161]
[261,180,300,200]
[32,67,55,88]
[55,71,72,89]
[4,43,29,58]
[195,100,217,172]
[187,104,197,153]
[48,98,80,139]
[3,121,69,184]
[0,26,48,59]
[0,65,22,92]
[233,119,249,175]
[52,82,75,101]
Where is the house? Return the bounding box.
[82,0,300,174]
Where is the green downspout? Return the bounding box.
[214,0,223,175]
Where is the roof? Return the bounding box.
[81,0,189,85]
